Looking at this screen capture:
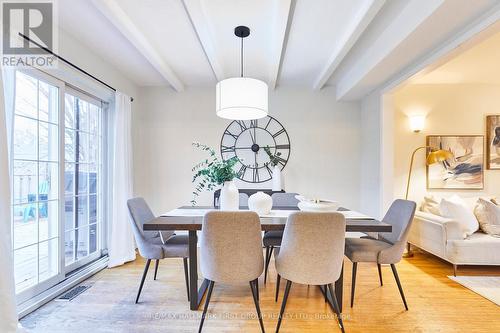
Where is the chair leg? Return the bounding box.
[276,280,292,333]
[453,264,458,277]
[377,264,383,286]
[135,259,151,304]
[183,257,190,301]
[324,285,328,303]
[264,246,274,284]
[390,264,408,310]
[198,280,215,333]
[351,262,357,308]
[275,274,281,302]
[154,259,160,280]
[250,279,265,333]
[327,284,345,333]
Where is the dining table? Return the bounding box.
[143,205,392,313]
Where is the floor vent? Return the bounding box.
[56,285,91,301]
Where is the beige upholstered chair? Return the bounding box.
[344,199,416,310]
[198,211,265,333]
[274,212,346,333]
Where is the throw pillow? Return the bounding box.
[474,198,500,237]
[440,195,479,238]
[420,195,441,216]
[492,198,498,205]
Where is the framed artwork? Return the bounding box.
[426,135,484,189]
[486,115,500,170]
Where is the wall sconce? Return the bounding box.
[409,115,425,133]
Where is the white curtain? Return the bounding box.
[1,71,20,331]
[107,92,136,267]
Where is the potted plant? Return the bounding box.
[191,142,240,210]
[263,145,283,191]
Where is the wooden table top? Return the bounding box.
[143,206,392,233]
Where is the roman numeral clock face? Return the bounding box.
[220,116,291,183]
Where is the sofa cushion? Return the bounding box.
[446,232,500,265]
[474,198,500,237]
[440,195,479,238]
[420,195,441,216]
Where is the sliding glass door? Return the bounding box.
[11,70,106,303]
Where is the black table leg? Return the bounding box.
[188,230,210,310]
[335,262,344,312]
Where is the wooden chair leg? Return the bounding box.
[377,263,383,286]
[135,259,151,304]
[276,280,292,333]
[250,279,265,333]
[264,246,274,284]
[153,259,159,280]
[328,284,345,333]
[275,274,281,302]
[183,257,190,301]
[198,280,215,333]
[390,264,408,310]
[351,262,357,308]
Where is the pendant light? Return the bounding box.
[216,26,268,120]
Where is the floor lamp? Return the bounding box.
[403,146,454,257]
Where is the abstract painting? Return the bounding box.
[486,115,500,170]
[427,135,484,189]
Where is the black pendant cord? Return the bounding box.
[240,37,244,78]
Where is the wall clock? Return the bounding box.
[220,116,290,183]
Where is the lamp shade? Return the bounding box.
[216,77,268,120]
[426,149,454,165]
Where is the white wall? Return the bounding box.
[392,83,500,203]
[132,86,363,214]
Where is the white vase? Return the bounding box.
[220,181,239,211]
[248,192,273,215]
[272,165,282,191]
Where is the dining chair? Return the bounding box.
[274,212,346,333]
[127,197,190,304]
[344,199,416,310]
[263,192,299,284]
[198,211,265,333]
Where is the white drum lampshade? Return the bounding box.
[216,77,268,120]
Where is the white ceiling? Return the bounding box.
[58,0,500,99]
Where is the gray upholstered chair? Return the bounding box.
[263,192,299,284]
[239,192,249,206]
[344,199,416,310]
[274,212,346,333]
[198,211,265,333]
[127,198,190,304]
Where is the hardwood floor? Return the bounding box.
[21,249,500,333]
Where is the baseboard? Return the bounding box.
[17,256,109,319]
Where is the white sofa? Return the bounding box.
[408,210,500,275]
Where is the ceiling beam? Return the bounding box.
[313,0,385,90]
[181,0,225,82]
[91,0,184,91]
[268,0,293,89]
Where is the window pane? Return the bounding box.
[12,204,38,249]
[89,224,97,255]
[39,122,58,161]
[64,129,76,162]
[64,163,74,196]
[39,81,58,124]
[65,94,75,129]
[64,196,74,232]
[15,71,38,118]
[78,132,89,162]
[89,194,97,223]
[89,166,97,194]
[13,115,37,160]
[65,231,75,265]
[39,200,58,241]
[78,164,88,195]
[14,244,38,292]
[39,162,58,201]
[89,134,98,163]
[76,226,89,260]
[39,239,59,282]
[77,99,89,132]
[77,195,88,226]
[12,160,37,204]
[89,104,99,135]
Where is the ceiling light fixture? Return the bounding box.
[216,26,268,120]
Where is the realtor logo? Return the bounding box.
[1,0,58,67]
